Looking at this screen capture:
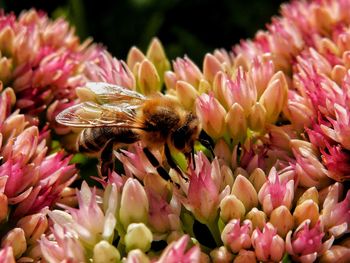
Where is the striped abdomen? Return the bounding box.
[78,127,139,153]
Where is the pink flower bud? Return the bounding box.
[220,195,246,223]
[0,26,15,56]
[127,46,146,72]
[0,192,8,222]
[196,93,227,139]
[175,81,198,110]
[259,71,288,124]
[40,224,86,262]
[137,59,161,95]
[214,139,231,165]
[285,91,314,130]
[248,102,266,131]
[164,71,177,90]
[231,175,258,212]
[146,38,170,83]
[269,205,294,238]
[293,199,320,228]
[248,168,266,193]
[320,244,350,263]
[225,103,247,144]
[17,212,48,245]
[246,208,267,230]
[120,178,149,228]
[1,228,27,259]
[203,53,223,83]
[233,249,256,263]
[209,246,234,263]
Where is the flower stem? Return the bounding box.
[206,219,222,247]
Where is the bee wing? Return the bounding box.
[82,82,146,104]
[56,101,144,128]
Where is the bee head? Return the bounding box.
[171,113,200,155]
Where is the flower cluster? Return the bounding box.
[1,0,350,262]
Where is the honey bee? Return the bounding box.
[56,82,201,180]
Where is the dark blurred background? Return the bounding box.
[0,0,285,65]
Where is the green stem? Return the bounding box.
[206,219,222,247]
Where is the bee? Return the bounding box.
[56,82,201,180]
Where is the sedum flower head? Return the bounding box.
[3,0,350,262]
[0,9,88,120]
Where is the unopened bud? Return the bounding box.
[17,213,48,245]
[93,240,120,263]
[231,175,258,212]
[1,228,27,258]
[210,246,234,263]
[125,223,153,253]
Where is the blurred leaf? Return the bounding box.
[52,0,87,40]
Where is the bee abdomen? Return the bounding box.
[77,127,140,153]
[78,128,110,153]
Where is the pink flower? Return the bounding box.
[40,224,86,263]
[258,167,294,216]
[178,152,229,224]
[291,139,332,188]
[115,143,158,180]
[0,246,15,263]
[321,103,350,151]
[251,223,285,262]
[0,88,77,218]
[220,219,252,253]
[173,56,203,88]
[286,220,334,262]
[156,235,200,263]
[54,181,116,248]
[147,189,181,235]
[83,49,135,89]
[213,68,256,113]
[5,15,85,115]
[249,57,275,98]
[320,143,350,182]
[320,183,350,237]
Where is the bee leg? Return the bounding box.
[164,144,188,182]
[142,147,181,188]
[198,130,215,156]
[100,139,115,176]
[191,146,196,170]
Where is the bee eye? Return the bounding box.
[172,128,187,150]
